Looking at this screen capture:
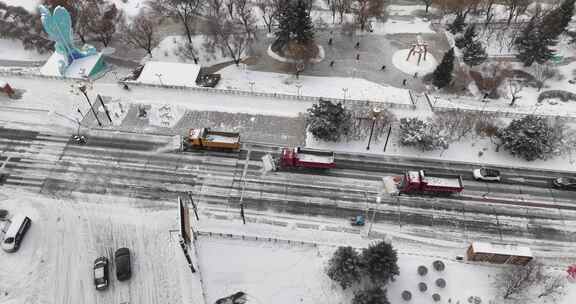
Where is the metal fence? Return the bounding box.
[195,231,319,248]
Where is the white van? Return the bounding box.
[1,214,32,253]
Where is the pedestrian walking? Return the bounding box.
[329,60,335,67]
[328,38,333,45]
[356,53,360,61]
[402,79,407,86]
[380,65,386,71]
[413,72,418,79]
[355,42,360,49]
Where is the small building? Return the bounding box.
[467,242,533,266]
[40,52,106,79]
[0,80,15,98]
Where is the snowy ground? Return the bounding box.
[0,39,49,62]
[216,65,412,105]
[150,35,238,66]
[0,190,203,304]
[195,217,576,304]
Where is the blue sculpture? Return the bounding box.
[39,5,97,75]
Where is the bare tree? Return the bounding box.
[121,11,159,56]
[433,110,479,141]
[206,0,224,17]
[234,0,257,40]
[503,0,530,25]
[324,0,338,23]
[508,78,524,106]
[532,63,556,92]
[256,0,278,33]
[482,0,496,27]
[336,0,352,24]
[206,6,252,65]
[148,0,204,44]
[421,0,433,14]
[354,0,385,32]
[496,261,544,300]
[224,0,235,19]
[89,3,125,47]
[537,274,566,300]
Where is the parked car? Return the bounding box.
[1,214,31,253]
[551,177,576,190]
[473,168,501,182]
[115,247,131,281]
[93,257,109,290]
[0,209,8,220]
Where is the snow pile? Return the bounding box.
[136,61,201,87]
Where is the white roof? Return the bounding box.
[471,242,533,257]
[137,61,201,87]
[423,176,461,188]
[40,52,103,78]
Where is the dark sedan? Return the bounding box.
[115,247,132,281]
[93,257,109,290]
[552,177,576,190]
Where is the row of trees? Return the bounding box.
[326,241,399,304]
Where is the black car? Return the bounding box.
[93,257,109,290]
[552,177,576,190]
[115,247,132,281]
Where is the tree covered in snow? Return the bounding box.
[360,241,399,286]
[399,118,449,151]
[515,13,556,67]
[540,0,575,40]
[432,48,454,88]
[275,0,314,45]
[462,40,487,66]
[455,24,476,49]
[447,13,466,34]
[497,115,563,161]
[352,287,391,304]
[307,99,352,142]
[326,246,362,289]
[0,2,53,53]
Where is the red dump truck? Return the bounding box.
[398,170,463,195]
[263,147,335,171]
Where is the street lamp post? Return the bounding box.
[75,83,103,127]
[155,73,163,85]
[249,81,255,93]
[296,83,303,97]
[366,108,381,151]
[342,88,349,100]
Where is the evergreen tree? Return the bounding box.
[463,40,488,66]
[447,14,466,34]
[306,99,352,142]
[497,115,561,161]
[352,287,391,304]
[293,0,314,44]
[275,0,314,45]
[432,48,455,88]
[455,24,477,49]
[541,0,575,40]
[326,246,362,289]
[360,241,400,286]
[399,117,448,151]
[515,15,556,67]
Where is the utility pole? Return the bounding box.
[97,95,113,123]
[366,108,381,151]
[179,238,196,273]
[74,83,103,127]
[383,124,392,152]
[187,191,200,221]
[240,203,246,225]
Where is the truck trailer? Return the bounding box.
[398,170,463,195]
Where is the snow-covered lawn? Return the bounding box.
[0,39,49,61]
[151,35,239,66]
[0,190,202,304]
[216,65,412,105]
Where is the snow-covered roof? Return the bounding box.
[40,52,103,78]
[423,176,461,188]
[137,61,201,87]
[471,242,533,258]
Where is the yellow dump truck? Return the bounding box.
[184,128,241,151]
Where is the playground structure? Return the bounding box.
[406,35,429,66]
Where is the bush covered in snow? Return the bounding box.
[497,115,564,161]
[307,99,352,142]
[537,90,576,103]
[326,246,362,289]
[399,118,448,151]
[352,287,390,304]
[361,241,400,286]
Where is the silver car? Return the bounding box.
[473,168,501,182]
